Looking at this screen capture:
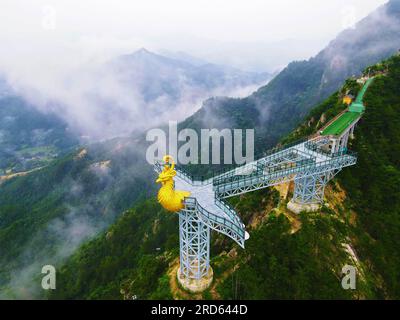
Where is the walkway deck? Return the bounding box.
[321,77,374,137]
[321,112,361,136]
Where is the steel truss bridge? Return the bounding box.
[153,77,373,289]
[154,136,358,283]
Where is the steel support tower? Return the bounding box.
[293,174,328,204]
[155,135,357,291]
[179,206,210,280]
[154,77,373,291]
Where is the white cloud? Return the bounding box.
[0,0,387,71]
[0,0,389,140]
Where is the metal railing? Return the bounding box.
[175,165,213,186]
[214,195,243,227]
[154,138,309,183]
[184,197,246,247]
[154,161,212,186]
[154,161,163,173]
[213,152,316,187]
[213,148,296,183]
[155,139,357,191]
[210,137,309,179]
[215,151,357,194]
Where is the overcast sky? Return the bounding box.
[0,0,391,141]
[0,0,388,73]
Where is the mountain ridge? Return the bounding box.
[182,0,400,153]
[47,53,400,300]
[1,2,400,299]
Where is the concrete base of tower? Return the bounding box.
[287,199,321,214]
[177,267,214,293]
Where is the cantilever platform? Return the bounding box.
[154,75,374,292]
[321,112,361,136]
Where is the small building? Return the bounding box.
[357,77,369,84]
[343,94,354,105]
[349,102,365,113]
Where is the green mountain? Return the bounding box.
[0,138,155,298]
[183,0,400,152]
[0,96,78,174]
[47,54,400,300]
[2,1,400,299]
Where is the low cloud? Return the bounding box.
[0,205,106,299]
[1,48,268,142]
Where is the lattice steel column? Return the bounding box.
[179,207,210,280]
[293,173,329,204]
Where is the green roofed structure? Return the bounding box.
[348,77,374,113]
[355,77,374,104]
[319,77,374,154]
[152,76,376,292]
[322,77,374,138]
[321,112,361,136]
[349,102,365,113]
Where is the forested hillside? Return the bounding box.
[0,96,78,174]
[0,139,154,298]
[50,200,178,300]
[49,54,400,300]
[279,54,400,298]
[182,0,400,153]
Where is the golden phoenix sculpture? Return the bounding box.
[156,155,191,212]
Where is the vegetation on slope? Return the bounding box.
[181,0,400,154]
[0,140,154,297]
[339,57,400,298]
[279,54,400,298]
[0,96,78,174]
[50,199,178,300]
[49,54,400,300]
